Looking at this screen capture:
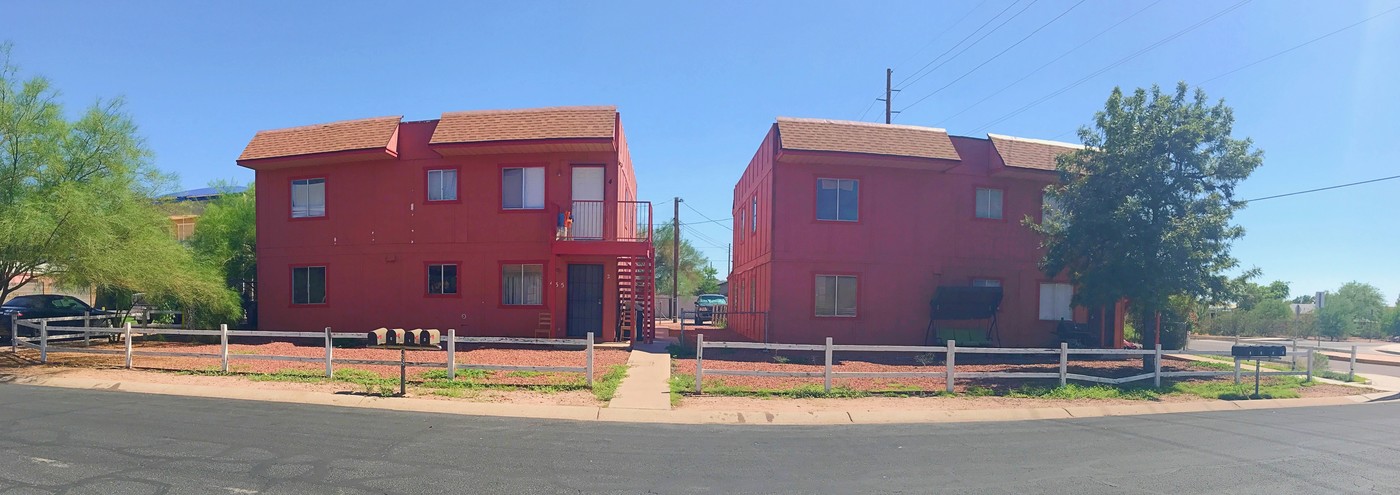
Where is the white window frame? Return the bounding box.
[502,167,545,210]
[291,178,326,218]
[751,196,758,233]
[427,169,458,202]
[1038,283,1074,321]
[816,178,859,222]
[815,274,857,317]
[502,263,544,306]
[976,187,1004,220]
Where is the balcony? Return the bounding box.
[551,200,653,256]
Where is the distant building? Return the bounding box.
[1290,303,1317,317]
[159,186,248,241]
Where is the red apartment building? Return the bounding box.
[236,106,655,342]
[728,118,1124,348]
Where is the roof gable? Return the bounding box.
[237,116,401,162]
[430,106,616,145]
[987,133,1083,172]
[775,117,961,161]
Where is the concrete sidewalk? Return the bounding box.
[9,373,1397,426]
[605,341,672,410]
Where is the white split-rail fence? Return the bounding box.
[7,315,596,388]
[691,334,1322,394]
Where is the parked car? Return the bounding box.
[694,294,727,324]
[1,295,118,336]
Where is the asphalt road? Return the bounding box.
[1187,338,1400,378]
[3,386,1400,494]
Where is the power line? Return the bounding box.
[896,0,1039,92]
[894,0,1027,89]
[898,0,1085,115]
[682,202,733,231]
[1201,4,1400,85]
[1035,5,1399,143]
[857,0,989,121]
[1244,175,1400,203]
[930,0,1163,126]
[680,217,732,227]
[967,0,1251,134]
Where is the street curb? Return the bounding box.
[10,375,1397,426]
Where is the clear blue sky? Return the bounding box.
[7,0,1399,301]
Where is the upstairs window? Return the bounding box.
[1042,191,1063,221]
[738,208,746,242]
[815,274,857,317]
[976,187,1003,220]
[816,179,859,221]
[751,196,758,233]
[972,278,1002,288]
[502,263,544,305]
[502,167,545,210]
[427,169,458,202]
[291,266,327,305]
[291,178,326,218]
[427,264,458,295]
[1039,283,1073,321]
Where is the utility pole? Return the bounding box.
[672,197,681,322]
[726,243,731,275]
[877,68,899,123]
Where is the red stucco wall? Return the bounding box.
[730,128,1119,347]
[251,120,637,339]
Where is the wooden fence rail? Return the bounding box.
[692,334,1316,394]
[9,318,596,388]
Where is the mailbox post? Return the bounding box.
[366,328,442,396]
[1231,344,1286,398]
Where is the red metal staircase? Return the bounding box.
[617,247,656,344]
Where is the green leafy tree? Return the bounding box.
[693,265,721,296]
[1033,83,1263,368]
[0,45,238,325]
[653,224,712,299]
[1291,294,1315,304]
[187,184,256,323]
[1320,282,1386,339]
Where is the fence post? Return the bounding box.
[447,328,456,380]
[1305,349,1313,382]
[123,322,132,369]
[1059,342,1068,387]
[9,315,17,353]
[695,333,704,394]
[1349,345,1357,382]
[1291,339,1298,370]
[324,327,333,378]
[220,324,229,373]
[39,320,48,364]
[586,332,595,389]
[824,337,833,393]
[83,311,91,347]
[945,340,956,394]
[1153,344,1162,388]
[1233,356,1241,384]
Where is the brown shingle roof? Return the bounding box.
[237,116,402,162]
[987,133,1083,171]
[430,106,616,145]
[775,117,961,161]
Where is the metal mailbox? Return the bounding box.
[1231,345,1286,358]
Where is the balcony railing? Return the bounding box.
[556,200,652,243]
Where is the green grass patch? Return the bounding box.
[506,371,545,378]
[593,364,629,402]
[1169,376,1309,400]
[1007,383,1162,400]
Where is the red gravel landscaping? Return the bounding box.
[674,348,1224,394]
[16,340,629,387]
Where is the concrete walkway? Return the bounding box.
[604,340,672,410]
